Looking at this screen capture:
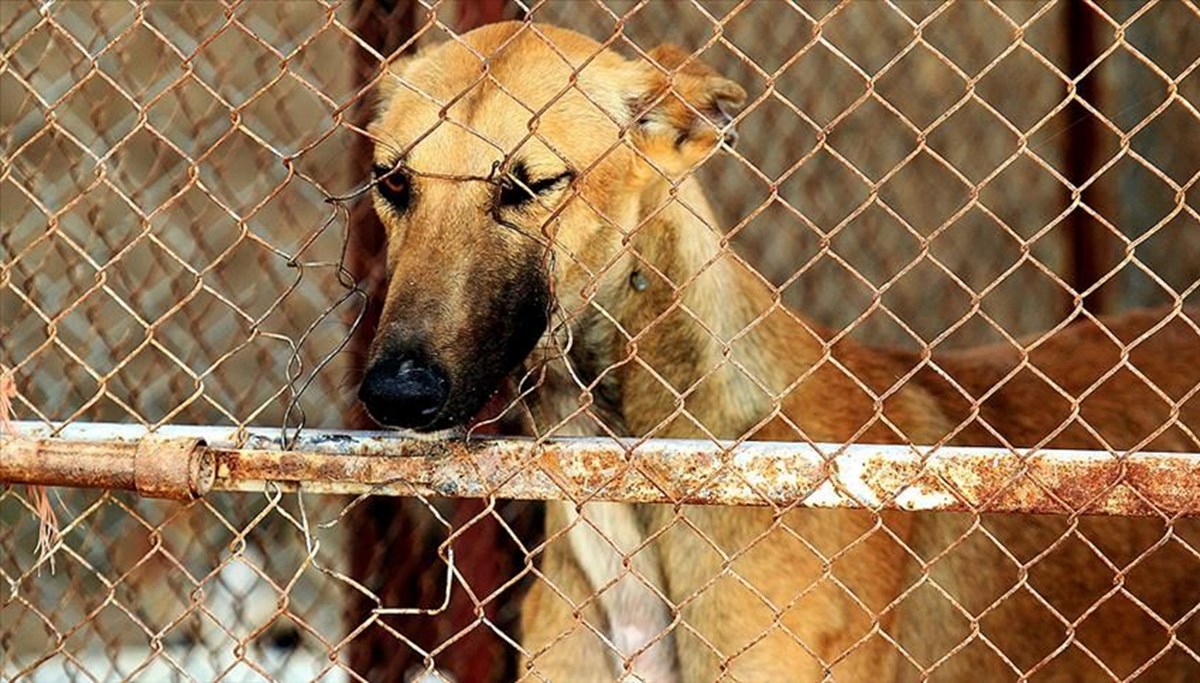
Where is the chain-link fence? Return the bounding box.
[3,0,1199,681]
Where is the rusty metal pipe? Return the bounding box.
[2,422,1198,516]
[2,438,139,492]
[1,431,211,500]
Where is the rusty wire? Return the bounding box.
[3,0,1200,682]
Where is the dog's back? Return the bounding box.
[927,305,1200,451]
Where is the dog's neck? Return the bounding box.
[531,176,827,440]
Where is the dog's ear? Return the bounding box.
[625,45,747,177]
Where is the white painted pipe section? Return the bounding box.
[4,421,1199,516]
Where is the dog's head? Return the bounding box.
[358,22,745,431]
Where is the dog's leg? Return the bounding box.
[566,502,679,683]
[519,508,613,682]
[523,314,679,680]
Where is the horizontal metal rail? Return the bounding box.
[2,421,1198,516]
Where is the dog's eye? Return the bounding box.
[373,164,411,212]
[499,171,573,208]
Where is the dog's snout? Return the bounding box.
[358,357,450,429]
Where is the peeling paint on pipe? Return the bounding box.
[2,422,1198,516]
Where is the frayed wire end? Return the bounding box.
[0,368,59,573]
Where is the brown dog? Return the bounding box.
[361,22,1200,681]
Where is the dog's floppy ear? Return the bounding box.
[625,45,747,177]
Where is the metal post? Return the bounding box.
[1063,0,1114,315]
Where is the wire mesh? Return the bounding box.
[3,0,1199,681]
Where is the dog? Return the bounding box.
[359,22,1200,681]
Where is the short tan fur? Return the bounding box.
[367,22,1200,682]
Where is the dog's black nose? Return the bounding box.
[358,358,450,429]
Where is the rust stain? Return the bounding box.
[3,432,1198,517]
